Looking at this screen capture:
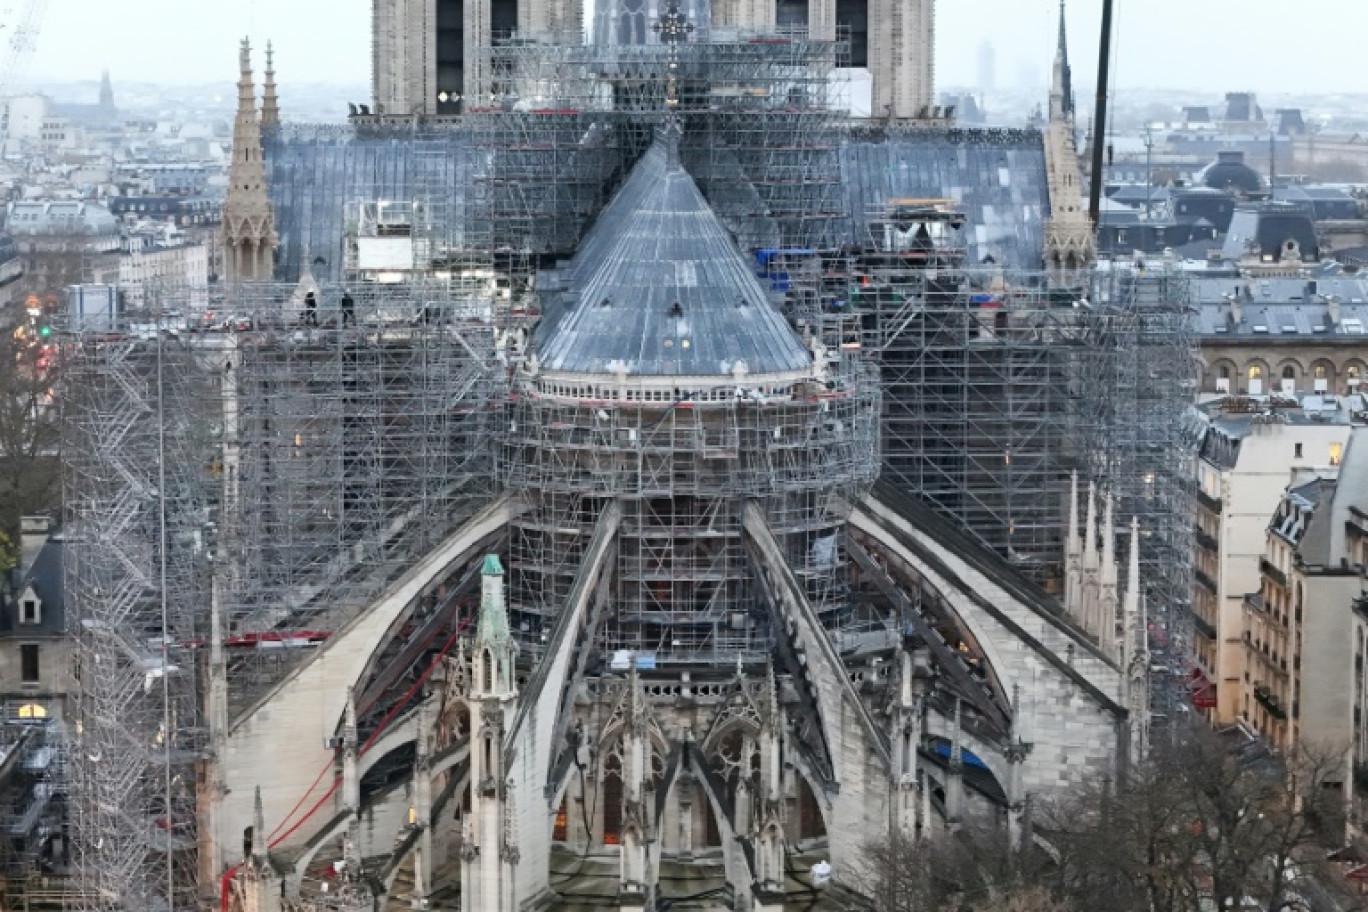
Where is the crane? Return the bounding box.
[0,0,49,149]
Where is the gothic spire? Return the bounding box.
[1101,493,1116,586]
[1051,0,1074,121]
[477,554,511,652]
[1041,0,1095,273]
[261,41,280,130]
[1067,471,1081,555]
[222,38,277,282]
[1084,479,1097,560]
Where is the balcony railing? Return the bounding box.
[1190,608,1217,640]
[1194,568,1219,595]
[1260,557,1288,588]
[1254,683,1288,720]
[1194,525,1219,551]
[1196,489,1223,514]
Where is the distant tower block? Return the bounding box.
[99,69,115,112]
[372,0,580,115]
[867,0,934,119]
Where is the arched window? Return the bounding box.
[1248,365,1264,379]
[601,753,623,846]
[1282,365,1296,380]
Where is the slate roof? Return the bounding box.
[5,201,118,237]
[838,127,1049,269]
[267,123,1054,282]
[533,135,811,378]
[0,535,65,638]
[1192,275,1368,340]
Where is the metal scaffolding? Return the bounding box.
[63,327,214,912]
[846,254,1196,680]
[853,265,1193,565]
[60,20,1201,912]
[60,282,503,912]
[502,352,880,664]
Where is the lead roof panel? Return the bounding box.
[534,139,811,377]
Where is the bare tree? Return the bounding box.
[1045,728,1342,912]
[0,305,60,564]
[852,824,1062,912]
[853,728,1343,912]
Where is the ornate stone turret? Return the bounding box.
[412,699,434,900]
[222,39,277,282]
[1005,683,1033,852]
[260,42,280,131]
[618,667,654,911]
[944,697,965,830]
[888,647,927,840]
[1064,477,1123,651]
[461,555,519,912]
[1099,494,1118,655]
[1120,518,1150,764]
[341,686,360,813]
[1042,0,1096,275]
[1064,471,1082,618]
[230,787,285,912]
[750,664,787,910]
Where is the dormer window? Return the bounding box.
[17,587,40,626]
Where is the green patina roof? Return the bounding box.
[477,553,510,648]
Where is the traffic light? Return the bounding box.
[37,324,50,337]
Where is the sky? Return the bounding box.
[21,0,1368,96]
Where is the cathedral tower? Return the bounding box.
[372,0,564,115]
[868,0,934,119]
[372,0,930,119]
[221,39,277,282]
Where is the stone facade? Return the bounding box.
[1193,406,1354,724]
[1201,339,1368,398]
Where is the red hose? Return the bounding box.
[265,752,335,842]
[220,612,472,911]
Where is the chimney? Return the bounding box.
[1227,293,1242,328]
[19,516,49,573]
[1327,294,1341,326]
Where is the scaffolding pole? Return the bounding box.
[60,281,503,910]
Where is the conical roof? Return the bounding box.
[534,137,811,378]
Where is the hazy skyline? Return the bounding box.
[26,0,1367,97]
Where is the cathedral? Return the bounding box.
[60,5,1189,912]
